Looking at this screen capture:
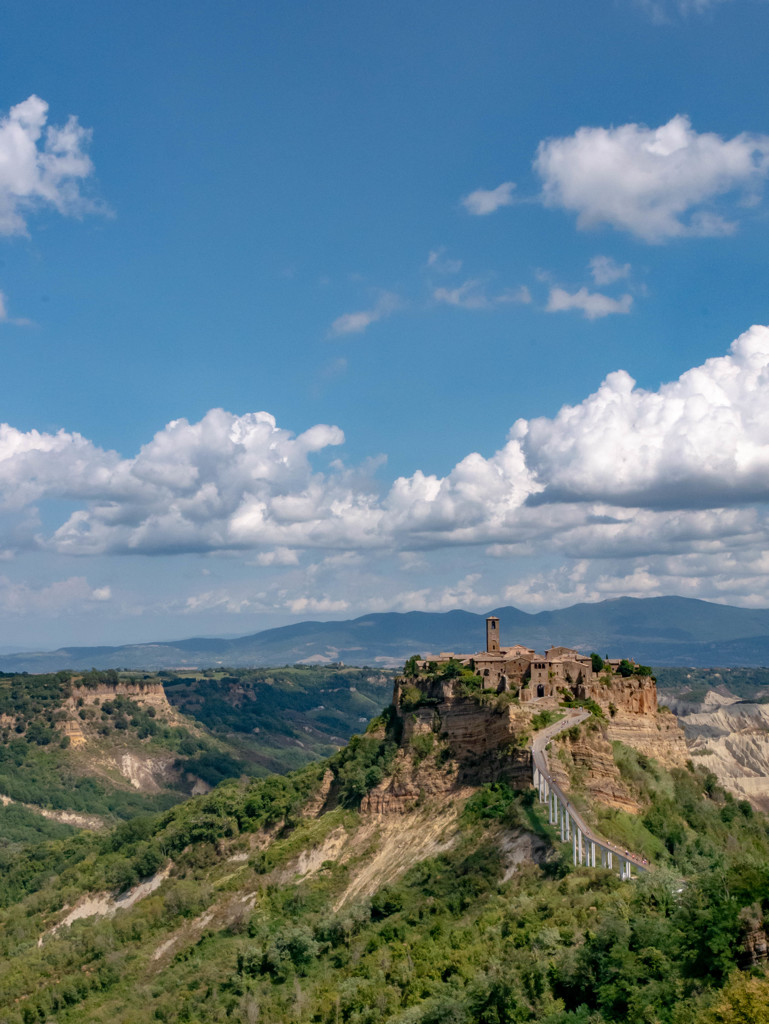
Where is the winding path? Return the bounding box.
[531,709,649,879]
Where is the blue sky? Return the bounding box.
[2,0,769,648]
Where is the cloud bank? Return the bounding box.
[1,326,769,581]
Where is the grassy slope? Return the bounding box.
[1,713,769,1024]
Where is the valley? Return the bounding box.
[1,624,768,1021]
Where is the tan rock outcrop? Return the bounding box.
[303,769,336,817]
[361,750,462,815]
[548,727,639,813]
[739,904,769,967]
[69,680,171,711]
[575,674,658,716]
[401,701,526,763]
[670,698,769,811]
[605,709,689,769]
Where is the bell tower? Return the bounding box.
[486,616,500,653]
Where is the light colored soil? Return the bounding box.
[0,792,106,831]
[40,862,173,945]
[333,804,461,911]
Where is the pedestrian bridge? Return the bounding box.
[531,708,649,880]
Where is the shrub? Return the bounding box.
[531,710,563,731]
[411,732,435,763]
[400,684,425,712]
[403,655,421,678]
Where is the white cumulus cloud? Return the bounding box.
[0,95,100,236]
[535,115,769,242]
[461,181,516,215]
[329,293,399,336]
[589,256,632,285]
[516,323,769,507]
[546,286,633,319]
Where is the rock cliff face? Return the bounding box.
[383,664,688,816]
[69,680,171,711]
[58,679,201,793]
[605,709,689,769]
[548,728,640,813]
[361,753,463,815]
[739,904,769,966]
[574,671,688,769]
[402,701,524,765]
[576,673,658,716]
[667,692,769,811]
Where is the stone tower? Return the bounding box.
[486,616,500,653]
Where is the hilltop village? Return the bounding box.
[394,616,658,718]
[375,617,687,814]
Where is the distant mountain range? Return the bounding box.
[5,596,769,672]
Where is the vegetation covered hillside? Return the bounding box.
[162,665,394,775]
[0,669,251,836]
[1,701,768,1024]
[0,665,394,838]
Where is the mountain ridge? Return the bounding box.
[5,596,769,671]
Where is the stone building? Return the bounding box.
[419,617,621,701]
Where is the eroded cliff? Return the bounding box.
[381,658,687,816]
[669,691,769,811]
